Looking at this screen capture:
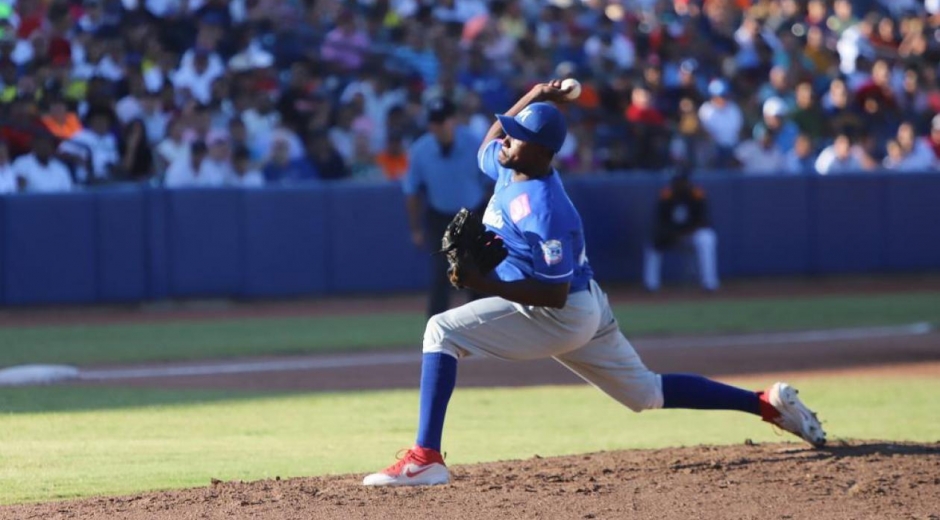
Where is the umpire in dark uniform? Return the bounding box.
[402,97,493,317]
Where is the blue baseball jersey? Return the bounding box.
[477,140,593,293]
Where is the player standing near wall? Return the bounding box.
[365,80,826,487]
[643,169,720,293]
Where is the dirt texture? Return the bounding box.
[3,441,938,520]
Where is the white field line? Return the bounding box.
[636,322,933,349]
[77,322,934,382]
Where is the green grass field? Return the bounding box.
[0,375,937,505]
[1,288,937,505]
[1,291,939,366]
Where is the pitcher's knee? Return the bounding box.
[620,373,665,412]
[422,313,461,358]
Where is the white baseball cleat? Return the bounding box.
[363,445,450,486]
[763,382,827,448]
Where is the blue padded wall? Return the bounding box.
[697,176,739,277]
[885,174,940,270]
[735,176,811,275]
[144,188,170,300]
[164,189,244,298]
[811,175,887,274]
[566,177,659,283]
[3,193,97,304]
[242,187,330,297]
[326,182,428,293]
[96,188,149,302]
[1,173,939,307]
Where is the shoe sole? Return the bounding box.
[770,383,826,448]
[363,464,450,486]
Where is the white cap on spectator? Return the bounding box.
[763,97,789,118]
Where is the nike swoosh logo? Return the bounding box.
[404,466,433,478]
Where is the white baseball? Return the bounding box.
[561,78,581,100]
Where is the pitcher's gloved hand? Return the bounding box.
[439,208,508,289]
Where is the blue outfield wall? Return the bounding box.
[0,173,938,306]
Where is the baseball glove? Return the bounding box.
[439,208,508,289]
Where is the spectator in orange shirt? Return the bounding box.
[376,134,409,181]
[41,95,83,140]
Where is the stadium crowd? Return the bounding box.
[0,0,939,193]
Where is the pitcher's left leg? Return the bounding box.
[365,294,600,487]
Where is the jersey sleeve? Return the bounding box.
[523,216,575,284]
[477,139,501,181]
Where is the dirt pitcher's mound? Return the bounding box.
[4,441,938,520]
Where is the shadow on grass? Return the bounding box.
[0,385,303,414]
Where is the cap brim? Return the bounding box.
[496,114,536,144]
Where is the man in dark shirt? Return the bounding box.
[643,171,719,292]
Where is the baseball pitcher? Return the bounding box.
[363,80,825,487]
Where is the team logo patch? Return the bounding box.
[540,239,563,266]
[509,194,531,223]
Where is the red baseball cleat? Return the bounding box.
[362,445,450,486]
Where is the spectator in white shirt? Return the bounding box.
[227,145,264,187]
[139,89,170,145]
[171,47,223,105]
[115,73,147,124]
[201,129,234,181]
[164,141,225,188]
[699,79,743,168]
[815,133,868,174]
[59,108,120,184]
[734,124,786,174]
[12,134,74,193]
[155,117,190,172]
[0,140,19,194]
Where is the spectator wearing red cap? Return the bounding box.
[625,85,667,170]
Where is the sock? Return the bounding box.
[661,374,761,416]
[415,352,458,452]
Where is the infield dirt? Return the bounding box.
[2,441,938,520]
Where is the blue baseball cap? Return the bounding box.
[496,102,567,154]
